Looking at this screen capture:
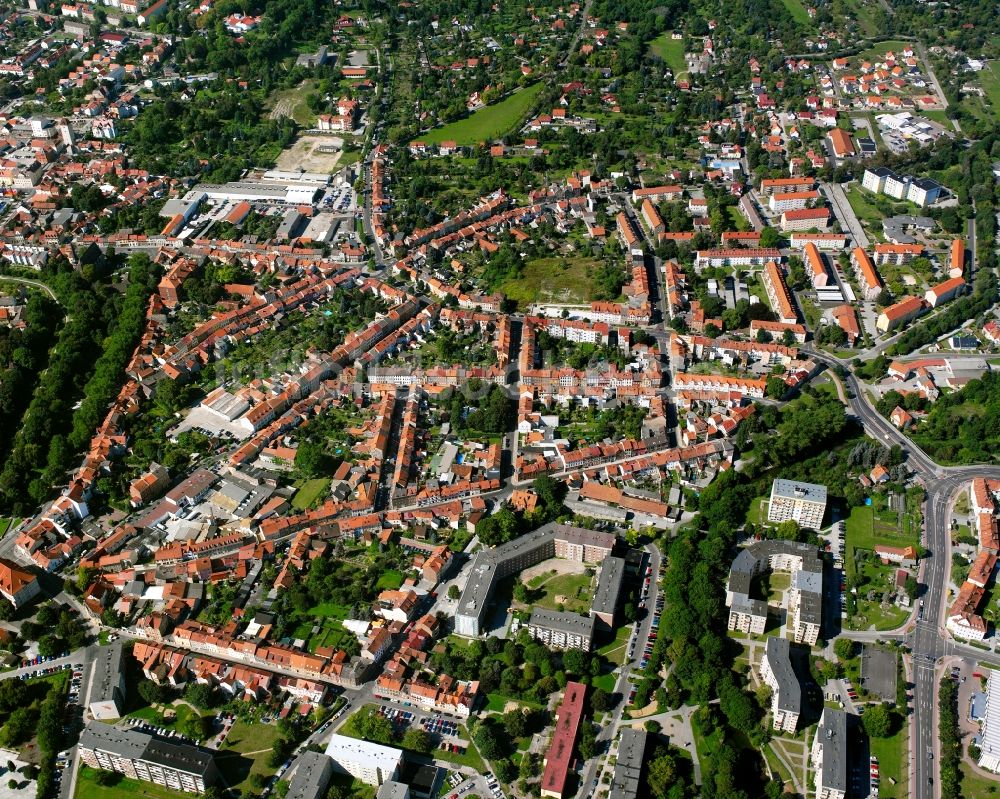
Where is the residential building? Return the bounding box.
[590,556,625,627]
[324,735,402,787]
[873,243,923,265]
[455,523,615,636]
[827,127,855,161]
[726,538,824,645]
[527,608,597,651]
[286,752,334,799]
[89,641,127,720]
[763,261,798,324]
[804,242,828,288]
[78,722,218,794]
[610,728,647,799]
[851,247,883,301]
[0,558,41,609]
[540,682,587,798]
[768,190,820,214]
[876,296,926,334]
[761,637,801,732]
[781,207,831,232]
[924,276,965,308]
[979,670,1000,773]
[768,479,828,530]
[377,783,411,799]
[811,708,848,799]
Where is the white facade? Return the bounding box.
[979,670,1000,773]
[325,735,402,787]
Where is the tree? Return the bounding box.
[37,635,62,658]
[765,376,786,399]
[295,442,332,478]
[447,584,460,600]
[182,713,212,741]
[184,683,219,710]
[905,576,919,601]
[774,519,800,539]
[502,709,528,739]
[590,687,613,713]
[562,648,588,676]
[401,728,432,754]
[647,752,678,798]
[862,703,894,738]
[834,639,855,661]
[473,719,506,761]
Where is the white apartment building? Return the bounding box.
[812,708,848,799]
[325,735,402,787]
[768,479,828,530]
[979,671,1000,773]
[761,637,801,732]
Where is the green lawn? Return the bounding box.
[0,518,15,537]
[420,83,543,145]
[292,477,329,510]
[596,624,632,666]
[960,759,1000,795]
[527,571,594,613]
[484,692,544,713]
[845,505,918,568]
[869,721,907,798]
[590,671,617,693]
[978,61,1000,121]
[215,720,283,795]
[648,34,687,74]
[690,710,723,765]
[308,602,351,619]
[375,569,404,590]
[75,766,191,799]
[780,0,813,25]
[498,256,610,307]
[844,185,884,225]
[858,40,917,64]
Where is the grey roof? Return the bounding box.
[770,479,827,505]
[91,641,125,706]
[79,722,216,777]
[529,607,598,639]
[727,539,823,628]
[591,556,625,618]
[376,781,411,799]
[286,751,333,799]
[611,728,647,799]
[816,708,848,793]
[765,638,801,714]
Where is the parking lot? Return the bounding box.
[628,561,664,706]
[861,644,898,703]
[372,704,473,759]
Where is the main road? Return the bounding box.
[810,349,1000,799]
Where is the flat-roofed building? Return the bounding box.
[979,670,1000,773]
[527,608,597,652]
[78,721,218,794]
[324,734,402,787]
[89,641,127,720]
[811,707,848,799]
[768,479,828,530]
[726,538,823,645]
[761,637,801,732]
[610,728,647,799]
[376,782,411,799]
[454,523,615,636]
[286,751,334,799]
[590,556,625,628]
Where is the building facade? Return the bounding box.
[768,479,828,530]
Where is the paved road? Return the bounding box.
[809,348,1000,799]
[573,543,661,798]
[822,182,869,249]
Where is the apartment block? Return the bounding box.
[979,670,1000,773]
[768,479,828,530]
[812,708,848,799]
[324,734,402,787]
[761,637,801,732]
[78,722,218,794]
[527,608,597,652]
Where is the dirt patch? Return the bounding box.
[275,135,343,174]
[520,557,587,584]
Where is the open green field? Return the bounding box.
[375,569,404,590]
[308,602,351,619]
[499,256,609,307]
[845,185,884,225]
[484,692,544,713]
[420,83,543,145]
[75,767,191,799]
[842,0,881,36]
[292,477,329,510]
[596,624,631,666]
[0,518,15,537]
[780,0,813,26]
[869,721,907,798]
[845,505,918,564]
[215,720,283,795]
[648,34,687,74]
[527,571,593,613]
[978,61,1000,120]
[266,82,316,127]
[859,40,917,63]
[961,760,1000,795]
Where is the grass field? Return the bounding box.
[845,184,885,225]
[528,571,593,613]
[845,505,918,565]
[978,61,1000,120]
[648,34,687,74]
[869,720,907,798]
[420,83,543,145]
[859,40,916,64]
[375,569,404,590]
[484,692,544,713]
[960,759,1000,795]
[596,624,631,666]
[780,0,813,26]
[292,477,329,510]
[499,256,608,307]
[842,0,880,36]
[308,602,351,619]
[75,767,190,799]
[0,518,15,537]
[215,720,283,795]
[266,82,316,127]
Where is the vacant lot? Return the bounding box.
[267,82,315,126]
[292,478,329,510]
[648,34,687,75]
[499,256,607,306]
[421,83,543,145]
[275,135,344,174]
[978,61,1000,120]
[780,0,813,26]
